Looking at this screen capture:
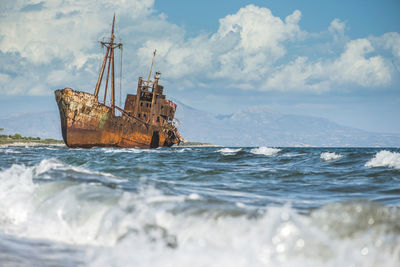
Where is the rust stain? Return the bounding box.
[55,87,182,149]
[54,16,183,149]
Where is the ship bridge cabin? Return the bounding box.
[124,72,176,126]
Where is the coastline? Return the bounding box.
[0,142,65,147]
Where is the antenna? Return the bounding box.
[147,49,157,82]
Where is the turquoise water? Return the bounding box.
[0,145,399,266]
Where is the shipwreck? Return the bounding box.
[55,15,183,148]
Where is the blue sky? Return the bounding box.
[0,0,399,133]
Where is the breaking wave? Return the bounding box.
[0,148,21,154]
[1,147,400,266]
[0,159,399,266]
[250,146,281,156]
[365,150,400,169]
[217,148,242,155]
[320,152,344,161]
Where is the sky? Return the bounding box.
[0,0,399,133]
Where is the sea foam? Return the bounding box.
[1,149,400,267]
[89,201,400,267]
[250,146,281,156]
[365,150,400,169]
[1,160,399,267]
[100,147,189,154]
[217,148,242,155]
[320,152,343,161]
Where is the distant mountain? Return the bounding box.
[174,102,400,147]
[1,103,399,147]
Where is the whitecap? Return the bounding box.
[250,146,281,156]
[0,163,37,226]
[282,152,304,157]
[100,147,143,154]
[365,150,400,169]
[1,164,400,267]
[187,193,201,200]
[217,148,242,155]
[320,152,343,161]
[100,147,186,154]
[30,158,119,180]
[89,201,400,267]
[175,148,192,153]
[0,160,128,245]
[0,148,21,154]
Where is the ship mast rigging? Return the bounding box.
[93,14,122,116]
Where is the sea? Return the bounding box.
[0,145,399,267]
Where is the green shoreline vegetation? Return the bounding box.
[0,130,64,145]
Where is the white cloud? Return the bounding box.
[262,38,391,91]
[0,0,154,67]
[382,32,400,60]
[137,5,303,84]
[262,56,328,92]
[0,0,158,96]
[0,2,398,97]
[331,39,391,87]
[329,18,346,36]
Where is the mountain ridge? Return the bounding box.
[1,102,399,147]
[174,101,400,147]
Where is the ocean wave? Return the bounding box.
[89,200,400,267]
[0,142,65,148]
[0,148,21,154]
[0,163,37,226]
[0,167,191,247]
[282,152,305,158]
[100,147,189,154]
[365,150,400,169]
[100,147,144,153]
[175,148,192,153]
[34,158,118,180]
[1,147,400,266]
[1,162,399,267]
[217,148,242,155]
[250,146,281,156]
[320,152,344,161]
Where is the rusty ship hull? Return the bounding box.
[54,16,182,149]
[55,88,180,148]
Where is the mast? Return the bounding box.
[111,48,115,116]
[93,14,122,116]
[147,50,157,82]
[94,48,109,98]
[103,47,112,104]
